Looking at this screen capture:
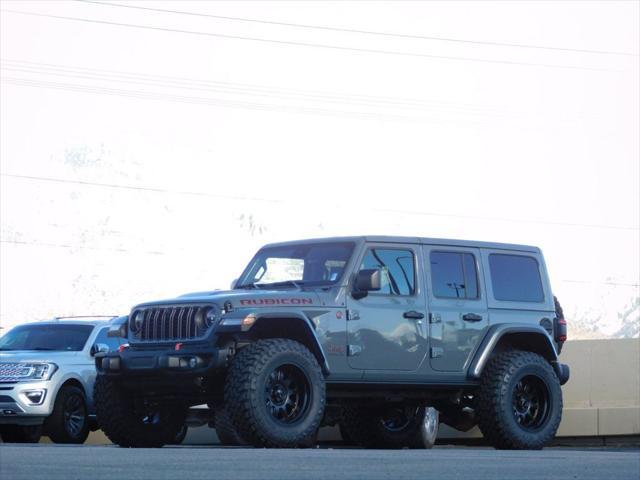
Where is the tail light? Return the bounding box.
[554,317,567,343]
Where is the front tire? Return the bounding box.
[214,405,247,446]
[0,425,42,443]
[44,385,90,444]
[476,350,563,450]
[94,375,186,448]
[225,339,325,448]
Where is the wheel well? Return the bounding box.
[248,317,327,372]
[494,332,556,362]
[59,378,86,397]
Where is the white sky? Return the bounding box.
[1,1,638,335]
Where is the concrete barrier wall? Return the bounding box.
[77,338,640,445]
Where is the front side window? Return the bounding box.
[359,248,415,296]
[489,254,544,302]
[0,324,94,352]
[430,251,479,299]
[93,327,121,352]
[237,242,354,288]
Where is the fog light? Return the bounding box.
[23,389,46,405]
[189,357,198,368]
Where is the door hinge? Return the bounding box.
[429,313,442,324]
[348,344,362,356]
[430,347,444,358]
[346,309,360,321]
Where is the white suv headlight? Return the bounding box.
[0,362,58,382]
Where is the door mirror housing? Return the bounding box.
[90,343,110,357]
[230,278,238,289]
[352,269,382,299]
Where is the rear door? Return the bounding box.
[423,245,489,372]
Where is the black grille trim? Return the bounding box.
[132,304,214,341]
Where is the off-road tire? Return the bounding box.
[0,425,42,443]
[214,405,247,446]
[341,405,436,449]
[44,385,90,444]
[476,350,563,450]
[94,375,186,448]
[224,339,325,448]
[169,424,188,445]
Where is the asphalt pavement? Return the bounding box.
[1,444,639,480]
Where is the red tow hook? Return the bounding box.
[175,343,183,351]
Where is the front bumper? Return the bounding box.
[0,380,54,425]
[96,344,225,380]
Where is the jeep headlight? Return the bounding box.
[0,362,58,382]
[129,310,145,333]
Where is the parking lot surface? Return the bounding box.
[1,444,639,480]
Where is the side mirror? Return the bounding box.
[230,278,238,289]
[352,269,381,299]
[90,343,110,357]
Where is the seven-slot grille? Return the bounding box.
[133,305,213,341]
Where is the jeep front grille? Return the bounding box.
[132,306,214,341]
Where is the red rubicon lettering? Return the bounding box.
[239,298,313,306]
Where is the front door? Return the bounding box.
[346,244,428,371]
[423,245,489,372]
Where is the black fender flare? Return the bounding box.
[467,324,559,380]
[236,311,330,375]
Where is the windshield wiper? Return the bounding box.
[255,280,304,290]
[235,283,261,289]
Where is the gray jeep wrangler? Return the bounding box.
[95,236,569,450]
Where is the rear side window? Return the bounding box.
[430,251,479,299]
[360,248,415,296]
[489,254,544,302]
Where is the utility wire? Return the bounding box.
[2,239,638,289]
[561,279,640,288]
[77,0,638,57]
[0,9,619,72]
[2,75,469,125]
[2,59,515,113]
[2,173,638,232]
[0,239,165,256]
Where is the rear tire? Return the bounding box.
[225,339,325,448]
[0,425,42,443]
[44,385,90,444]
[94,375,186,448]
[476,350,563,450]
[341,405,438,449]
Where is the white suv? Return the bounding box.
[0,317,125,443]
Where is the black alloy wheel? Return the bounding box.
[264,364,311,425]
[512,375,550,431]
[63,393,87,438]
[380,407,413,432]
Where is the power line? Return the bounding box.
[3,75,467,125]
[0,9,619,72]
[2,173,638,232]
[76,0,638,57]
[0,239,165,256]
[561,279,640,288]
[0,60,517,117]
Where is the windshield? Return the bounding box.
[237,242,355,288]
[0,324,94,352]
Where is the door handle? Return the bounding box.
[462,313,483,322]
[403,311,425,320]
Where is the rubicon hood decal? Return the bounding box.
[239,298,314,306]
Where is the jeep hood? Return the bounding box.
[133,288,333,310]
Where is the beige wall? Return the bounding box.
[68,338,640,445]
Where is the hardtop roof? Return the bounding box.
[262,235,541,253]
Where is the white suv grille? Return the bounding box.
[0,363,34,382]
